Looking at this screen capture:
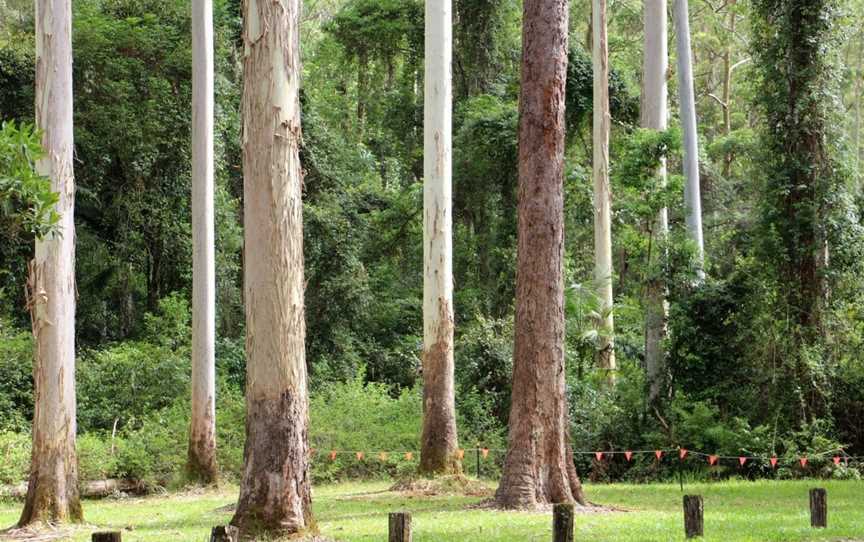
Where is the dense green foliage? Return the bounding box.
[1,0,864,489]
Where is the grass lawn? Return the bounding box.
[1,479,862,541]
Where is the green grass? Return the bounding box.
[1,480,862,541]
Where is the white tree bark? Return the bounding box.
[593,0,616,384]
[20,0,82,525]
[230,0,312,536]
[642,0,669,405]
[188,0,218,483]
[674,0,705,279]
[420,0,459,475]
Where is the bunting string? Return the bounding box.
[309,447,862,468]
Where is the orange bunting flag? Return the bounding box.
[356,452,364,461]
[379,452,388,461]
[655,450,663,460]
[457,449,465,460]
[679,449,688,460]
[799,457,808,468]
[329,450,337,461]
[481,448,490,459]
[738,456,747,466]
[833,456,841,465]
[405,452,413,461]
[595,451,604,461]
[708,455,719,466]
[624,451,633,462]
[770,456,778,468]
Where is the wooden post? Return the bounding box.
[92,533,122,542]
[389,511,412,542]
[810,488,827,528]
[476,448,481,478]
[553,503,574,542]
[683,495,703,538]
[210,525,239,542]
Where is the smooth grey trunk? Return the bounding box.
[19,0,82,526]
[855,32,862,190]
[642,0,670,406]
[420,0,460,476]
[187,0,218,485]
[593,0,616,383]
[230,0,312,536]
[674,0,705,279]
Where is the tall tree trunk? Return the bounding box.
[420,0,460,476]
[187,0,218,485]
[230,0,312,536]
[721,5,736,177]
[495,0,586,509]
[674,0,706,279]
[19,0,82,526]
[855,31,862,190]
[593,0,616,383]
[642,0,670,407]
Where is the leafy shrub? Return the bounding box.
[0,431,29,485]
[309,371,421,483]
[77,340,189,432]
[0,320,32,431]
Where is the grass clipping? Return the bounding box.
[389,474,492,497]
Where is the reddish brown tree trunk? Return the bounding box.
[229,0,312,536]
[495,0,585,509]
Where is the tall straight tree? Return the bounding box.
[643,0,670,406]
[19,0,82,526]
[593,0,616,383]
[420,0,460,476]
[230,0,312,535]
[495,0,586,509]
[674,0,705,278]
[187,0,218,484]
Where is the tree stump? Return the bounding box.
[810,488,827,528]
[389,511,411,542]
[553,503,575,542]
[210,525,239,542]
[92,533,121,542]
[683,495,704,538]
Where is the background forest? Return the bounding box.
[1,0,864,488]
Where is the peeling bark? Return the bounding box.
[19,0,82,527]
[230,0,312,536]
[420,0,460,477]
[495,0,585,509]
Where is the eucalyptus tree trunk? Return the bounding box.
[19,0,82,526]
[495,0,586,509]
[855,32,862,190]
[593,0,616,383]
[187,0,218,485]
[642,0,670,407]
[674,0,705,279]
[721,4,736,177]
[419,0,460,476]
[230,0,312,536]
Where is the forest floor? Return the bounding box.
[1,479,863,541]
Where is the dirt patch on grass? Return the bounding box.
[388,475,493,497]
[0,526,78,541]
[467,499,628,514]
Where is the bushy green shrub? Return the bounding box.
[309,371,421,483]
[0,320,32,431]
[0,430,29,485]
